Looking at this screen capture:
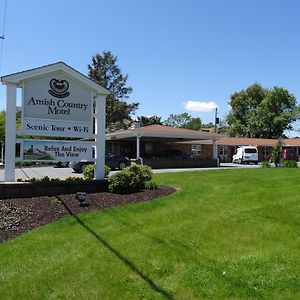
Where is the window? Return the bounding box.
[192,145,202,156]
[244,148,257,153]
[145,142,154,154]
[262,146,270,159]
[219,145,228,156]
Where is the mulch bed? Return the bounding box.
[0,186,176,243]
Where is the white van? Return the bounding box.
[232,146,258,164]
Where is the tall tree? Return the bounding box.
[182,117,202,130]
[163,113,202,130]
[226,83,299,138]
[163,113,191,127]
[137,115,162,126]
[88,51,139,131]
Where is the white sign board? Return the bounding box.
[22,73,93,137]
[22,139,93,162]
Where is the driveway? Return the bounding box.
[0,162,261,182]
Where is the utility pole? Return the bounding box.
[214,107,219,133]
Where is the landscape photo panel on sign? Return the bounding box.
[22,140,93,162]
[22,73,93,137]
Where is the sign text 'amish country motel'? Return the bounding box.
[23,74,93,137]
[1,62,109,181]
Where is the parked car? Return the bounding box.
[232,146,258,164]
[55,161,70,168]
[281,148,298,161]
[70,153,131,173]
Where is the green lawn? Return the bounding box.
[1,168,300,299]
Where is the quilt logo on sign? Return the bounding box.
[49,79,70,98]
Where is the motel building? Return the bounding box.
[1,124,300,169]
[105,124,300,166]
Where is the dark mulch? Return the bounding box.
[0,186,176,243]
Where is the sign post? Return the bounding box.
[4,83,17,181]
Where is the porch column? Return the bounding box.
[212,139,218,159]
[136,135,140,159]
[4,83,17,182]
[94,94,106,180]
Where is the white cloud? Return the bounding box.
[183,101,218,112]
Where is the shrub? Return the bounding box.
[40,176,50,181]
[282,160,298,168]
[108,164,153,194]
[261,160,271,168]
[144,181,159,190]
[65,176,84,181]
[83,164,95,180]
[105,165,111,177]
[50,177,61,181]
[83,164,111,179]
[128,164,152,184]
[108,169,141,194]
[272,138,283,167]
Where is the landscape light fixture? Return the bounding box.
[75,192,86,206]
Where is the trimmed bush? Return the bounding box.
[282,160,298,168]
[65,176,84,181]
[105,165,111,178]
[108,164,153,194]
[83,164,111,179]
[128,164,152,184]
[108,169,141,194]
[40,176,50,181]
[83,164,95,180]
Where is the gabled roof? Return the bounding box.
[1,62,109,95]
[106,124,226,140]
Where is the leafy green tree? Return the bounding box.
[0,111,22,142]
[137,115,162,126]
[182,117,202,130]
[271,138,283,167]
[163,113,202,130]
[227,83,299,138]
[163,113,191,127]
[202,122,214,128]
[88,51,139,131]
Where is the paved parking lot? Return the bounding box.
[0,163,261,182]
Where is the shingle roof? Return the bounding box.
[215,137,277,146]
[133,124,222,135]
[106,125,226,140]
